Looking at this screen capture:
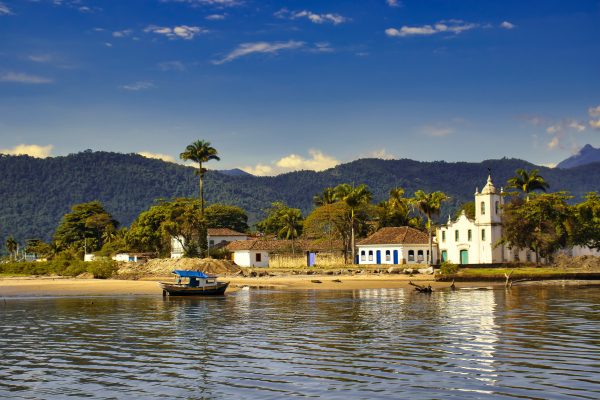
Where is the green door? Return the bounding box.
[460,250,469,265]
[441,250,447,262]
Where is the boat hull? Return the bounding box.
[159,281,229,296]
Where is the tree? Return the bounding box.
[411,190,449,265]
[572,192,600,250]
[376,187,417,229]
[127,202,172,255]
[256,202,303,238]
[334,184,372,263]
[507,169,550,201]
[160,198,207,257]
[304,202,347,253]
[313,187,336,207]
[179,140,220,216]
[454,201,475,220]
[501,192,573,264]
[53,201,119,253]
[5,236,18,261]
[204,204,249,232]
[278,208,303,254]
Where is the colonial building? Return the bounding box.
[437,175,533,264]
[226,239,344,267]
[356,226,437,265]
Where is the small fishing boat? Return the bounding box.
[159,270,229,296]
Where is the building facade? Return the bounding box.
[356,226,437,265]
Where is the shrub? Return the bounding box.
[440,261,459,275]
[86,259,118,279]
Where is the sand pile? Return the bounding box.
[117,257,241,279]
[554,254,600,270]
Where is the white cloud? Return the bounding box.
[589,105,600,117]
[0,144,53,158]
[144,25,208,40]
[213,40,304,64]
[422,125,454,137]
[310,42,334,53]
[568,121,586,132]
[242,150,340,176]
[0,2,12,15]
[386,20,479,37]
[547,136,559,149]
[139,152,177,163]
[158,61,186,71]
[27,54,53,63]
[0,72,53,84]
[500,21,516,29]
[104,42,113,47]
[120,81,154,91]
[206,13,226,20]
[113,29,133,38]
[590,119,600,129]
[161,0,242,7]
[386,0,402,7]
[275,8,349,25]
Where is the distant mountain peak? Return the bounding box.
[557,144,600,169]
[217,168,253,177]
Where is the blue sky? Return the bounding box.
[0,0,599,174]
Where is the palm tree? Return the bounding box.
[278,208,303,254]
[313,187,336,207]
[334,184,372,263]
[179,140,220,216]
[5,236,18,261]
[411,190,449,265]
[507,169,550,201]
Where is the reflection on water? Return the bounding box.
[1,286,599,399]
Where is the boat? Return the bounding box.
[159,270,229,296]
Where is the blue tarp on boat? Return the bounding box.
[172,270,209,278]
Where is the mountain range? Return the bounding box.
[1,150,599,247]
[556,144,600,169]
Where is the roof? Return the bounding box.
[172,270,210,278]
[207,228,247,237]
[358,227,429,246]
[226,239,344,252]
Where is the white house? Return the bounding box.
[226,239,273,267]
[171,228,248,258]
[438,175,548,264]
[356,226,437,265]
[226,239,344,267]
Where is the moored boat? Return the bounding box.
[159,270,229,296]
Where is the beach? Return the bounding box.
[0,274,482,297]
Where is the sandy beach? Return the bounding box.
[0,274,479,297]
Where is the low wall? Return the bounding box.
[269,252,346,268]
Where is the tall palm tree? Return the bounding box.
[278,208,303,254]
[507,169,549,201]
[179,140,220,216]
[313,187,336,207]
[411,190,449,265]
[334,184,372,263]
[5,236,18,261]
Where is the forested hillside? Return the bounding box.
[1,150,599,246]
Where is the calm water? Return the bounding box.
[1,285,599,399]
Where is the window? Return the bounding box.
[209,240,215,246]
[468,230,472,241]
[417,250,424,261]
[442,231,446,242]
[368,250,373,261]
[495,201,499,214]
[256,253,262,262]
[408,250,415,262]
[360,250,366,261]
[385,250,391,262]
[481,201,486,215]
[455,230,459,241]
[481,229,486,241]
[526,252,531,262]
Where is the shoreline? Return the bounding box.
[1,274,598,297]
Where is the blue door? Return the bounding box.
[441,250,448,262]
[393,250,399,264]
[308,252,316,267]
[460,250,469,265]
[376,250,381,264]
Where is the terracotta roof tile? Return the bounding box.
[207,228,246,237]
[358,226,429,246]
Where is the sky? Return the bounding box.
[0,0,599,175]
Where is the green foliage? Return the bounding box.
[86,259,119,279]
[2,151,600,250]
[440,261,459,275]
[454,201,475,220]
[501,192,574,263]
[376,187,421,229]
[24,239,53,258]
[180,140,220,213]
[0,258,117,278]
[411,190,449,264]
[256,202,304,238]
[204,204,249,232]
[507,168,550,199]
[53,201,118,253]
[572,192,600,250]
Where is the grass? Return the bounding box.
[437,265,600,281]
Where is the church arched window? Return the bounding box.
[481,201,486,215]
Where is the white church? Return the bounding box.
[437,175,598,265]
